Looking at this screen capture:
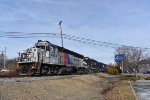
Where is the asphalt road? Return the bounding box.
[131,80,150,100]
[122,73,150,78]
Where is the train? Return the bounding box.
[16,40,108,75]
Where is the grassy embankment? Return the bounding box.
[103,75,137,100]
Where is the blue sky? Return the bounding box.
[0,0,150,64]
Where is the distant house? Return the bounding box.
[139,64,150,73]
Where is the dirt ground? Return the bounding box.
[0,73,118,100]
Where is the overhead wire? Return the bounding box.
[0,31,121,48]
[0,31,150,51]
[63,34,150,50]
[63,34,118,48]
[0,31,61,38]
[0,21,58,25]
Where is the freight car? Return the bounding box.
[83,57,108,73]
[17,40,87,75]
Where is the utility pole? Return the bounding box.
[4,47,6,69]
[58,20,64,48]
[0,47,6,69]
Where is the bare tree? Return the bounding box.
[116,46,144,77]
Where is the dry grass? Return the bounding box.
[105,80,135,100]
[0,73,106,100]
[0,73,136,100]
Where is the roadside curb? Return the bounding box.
[128,81,138,100]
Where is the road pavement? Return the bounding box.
[131,80,150,100]
[122,73,150,78]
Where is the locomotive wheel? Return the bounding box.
[57,68,63,75]
[40,66,49,75]
[48,67,57,75]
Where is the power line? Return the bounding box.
[0,31,150,50]
[63,36,117,48]
[63,34,118,48]
[63,34,150,50]
[0,21,58,25]
[0,32,117,49]
[0,31,60,36]
[0,31,61,38]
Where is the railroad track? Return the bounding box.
[0,74,77,84]
[0,74,30,78]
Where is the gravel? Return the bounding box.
[0,75,76,84]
